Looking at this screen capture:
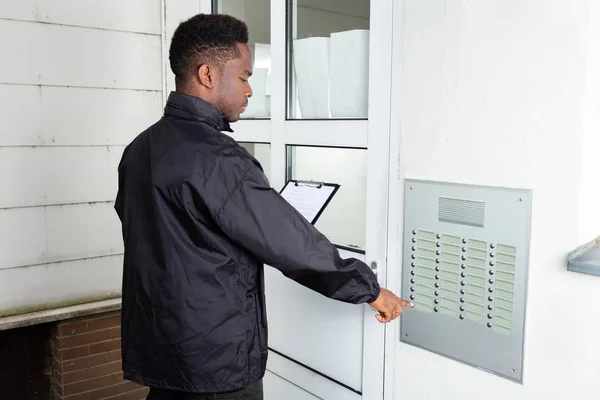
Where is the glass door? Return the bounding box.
[209,1,395,398]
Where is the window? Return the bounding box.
[287,146,367,250]
[214,0,271,119]
[287,0,370,119]
[239,142,272,182]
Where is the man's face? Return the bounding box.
[214,43,253,122]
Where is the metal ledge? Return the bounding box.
[567,236,600,277]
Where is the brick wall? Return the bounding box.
[51,311,148,400]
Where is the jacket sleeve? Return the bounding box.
[202,162,380,305]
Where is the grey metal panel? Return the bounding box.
[400,179,532,382]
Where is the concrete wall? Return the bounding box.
[0,0,163,316]
[394,1,600,399]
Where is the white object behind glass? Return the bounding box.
[329,29,370,118]
[293,37,331,118]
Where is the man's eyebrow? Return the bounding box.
[244,69,253,77]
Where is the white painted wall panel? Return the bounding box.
[0,0,161,317]
[164,0,202,95]
[0,20,161,90]
[41,87,162,146]
[0,85,161,146]
[0,203,122,270]
[0,84,43,146]
[0,255,122,314]
[46,202,123,262]
[0,147,47,208]
[0,146,124,208]
[0,0,162,34]
[0,207,47,270]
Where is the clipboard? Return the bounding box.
[279,180,340,225]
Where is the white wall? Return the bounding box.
[394,1,600,399]
[0,0,163,316]
[578,0,600,244]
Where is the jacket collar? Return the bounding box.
[164,91,233,132]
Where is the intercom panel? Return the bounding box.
[400,179,532,382]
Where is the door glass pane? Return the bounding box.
[287,146,366,250]
[214,1,271,119]
[287,0,370,120]
[239,142,272,182]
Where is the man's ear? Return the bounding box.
[198,64,213,89]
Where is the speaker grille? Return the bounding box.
[438,197,485,228]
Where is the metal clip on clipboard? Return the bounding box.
[280,180,340,224]
[294,180,324,188]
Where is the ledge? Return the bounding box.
[0,298,122,332]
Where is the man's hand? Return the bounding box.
[369,288,414,323]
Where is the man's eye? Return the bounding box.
[241,78,248,83]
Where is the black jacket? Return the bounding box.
[114,92,380,393]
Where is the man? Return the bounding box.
[114,13,412,400]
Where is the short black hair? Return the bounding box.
[169,14,249,87]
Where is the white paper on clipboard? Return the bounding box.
[279,180,339,224]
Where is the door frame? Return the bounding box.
[383,2,405,399]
